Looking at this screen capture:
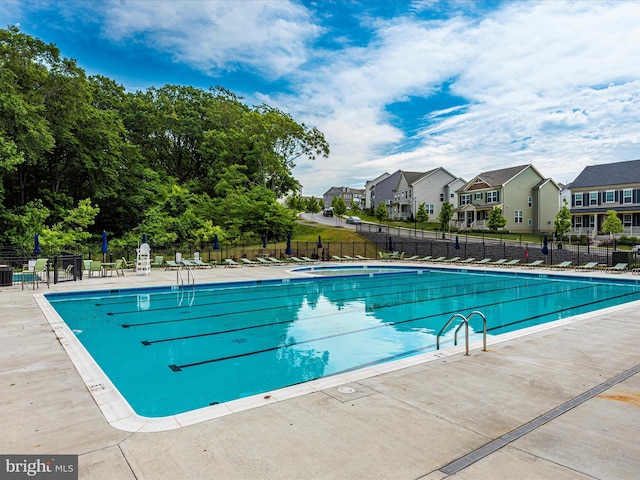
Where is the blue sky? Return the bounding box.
[2,1,640,197]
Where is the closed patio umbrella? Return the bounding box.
[262,234,267,249]
[455,235,460,249]
[142,233,147,244]
[101,230,108,261]
[285,232,292,255]
[213,235,219,250]
[541,233,549,255]
[34,233,41,256]
[388,236,393,252]
[317,235,323,249]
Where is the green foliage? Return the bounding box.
[487,205,507,231]
[416,202,429,223]
[349,201,360,214]
[554,199,572,239]
[305,196,321,213]
[0,27,328,247]
[375,202,388,222]
[331,196,347,216]
[601,210,624,238]
[437,202,454,230]
[285,193,306,212]
[40,198,99,253]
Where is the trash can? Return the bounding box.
[0,265,13,286]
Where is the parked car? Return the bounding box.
[346,216,362,224]
[632,245,640,252]
[323,207,334,217]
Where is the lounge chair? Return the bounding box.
[240,258,259,266]
[331,255,346,261]
[342,255,357,261]
[575,262,599,271]
[550,261,572,269]
[443,257,461,263]
[301,256,319,262]
[404,255,420,261]
[356,255,372,260]
[192,259,213,268]
[523,260,545,268]
[429,256,447,262]
[256,257,272,265]
[164,260,180,270]
[151,256,164,268]
[606,263,628,273]
[268,257,285,265]
[458,258,476,264]
[417,256,432,261]
[503,259,521,267]
[475,258,492,265]
[489,259,507,266]
[181,259,199,268]
[224,258,242,267]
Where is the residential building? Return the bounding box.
[322,186,365,209]
[454,164,560,233]
[389,168,465,220]
[568,159,640,237]
[368,170,403,212]
[364,172,390,210]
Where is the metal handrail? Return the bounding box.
[437,311,487,356]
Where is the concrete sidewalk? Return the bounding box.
[1,264,639,479]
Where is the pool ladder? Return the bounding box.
[176,264,196,289]
[436,311,487,356]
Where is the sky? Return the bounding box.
[2,0,640,197]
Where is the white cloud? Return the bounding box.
[100,0,321,79]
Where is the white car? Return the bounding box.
[632,245,640,252]
[346,216,362,224]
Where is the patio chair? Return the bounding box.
[256,257,272,265]
[331,255,347,261]
[355,255,372,260]
[606,263,628,273]
[550,261,572,269]
[458,258,476,264]
[268,257,285,265]
[417,256,432,261]
[114,258,124,276]
[151,256,164,268]
[474,258,492,265]
[428,256,446,262]
[89,260,102,277]
[121,257,135,269]
[575,262,599,271]
[488,259,508,266]
[443,256,461,263]
[289,257,307,263]
[342,255,357,261]
[404,255,420,261]
[503,259,521,267]
[224,258,242,267]
[301,256,319,262]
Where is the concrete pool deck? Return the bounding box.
[2,262,640,479]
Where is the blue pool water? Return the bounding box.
[45,269,640,417]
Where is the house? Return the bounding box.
[454,164,560,233]
[368,170,403,212]
[364,172,390,210]
[322,186,365,209]
[389,168,465,220]
[568,159,640,237]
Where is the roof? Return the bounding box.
[401,171,427,185]
[460,164,531,191]
[570,159,640,188]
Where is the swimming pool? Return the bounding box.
[42,268,640,428]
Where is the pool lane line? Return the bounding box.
[137,277,563,341]
[166,288,640,371]
[123,276,541,328]
[439,363,640,476]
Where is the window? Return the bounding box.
[623,214,632,226]
[589,192,598,206]
[574,194,583,207]
[623,189,632,204]
[605,190,615,203]
[475,193,482,200]
[574,217,582,228]
[514,210,523,223]
[426,204,434,214]
[486,191,499,203]
[460,194,471,205]
[528,196,532,207]
[440,193,444,202]
[450,192,454,198]
[588,215,595,228]
[528,219,532,226]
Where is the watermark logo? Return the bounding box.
[1,455,77,479]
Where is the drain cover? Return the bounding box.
[337,386,356,394]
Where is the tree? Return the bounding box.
[437,202,454,237]
[601,210,624,239]
[487,205,507,231]
[350,201,361,214]
[305,196,321,213]
[554,199,572,241]
[375,202,388,222]
[331,196,347,216]
[416,202,429,223]
[40,198,99,253]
